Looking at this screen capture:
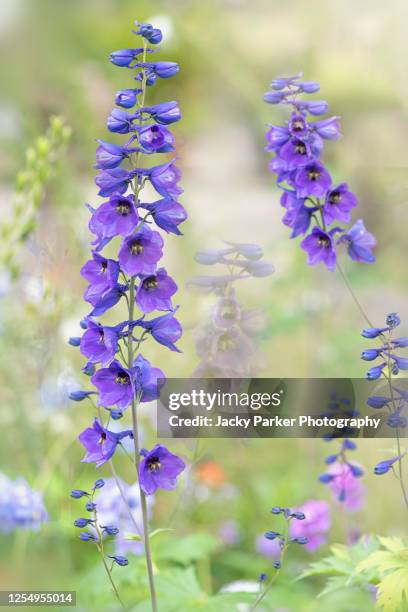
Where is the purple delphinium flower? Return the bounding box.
[118,225,163,276]
[89,194,139,239]
[72,21,187,607]
[300,227,337,271]
[264,74,376,270]
[137,312,182,352]
[289,500,331,552]
[138,445,185,495]
[78,418,132,467]
[135,267,177,313]
[337,219,376,263]
[91,360,135,409]
[143,199,187,235]
[80,320,123,366]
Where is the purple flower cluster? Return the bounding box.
[69,20,186,496]
[0,473,48,532]
[362,313,408,480]
[188,242,274,376]
[264,73,376,271]
[319,438,364,512]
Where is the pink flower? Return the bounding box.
[290,500,331,552]
[327,462,365,512]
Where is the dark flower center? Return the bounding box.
[115,373,130,385]
[116,199,131,216]
[101,261,107,272]
[98,330,105,344]
[143,276,158,290]
[147,457,161,472]
[318,236,330,248]
[308,168,321,181]
[130,240,144,255]
[294,142,306,155]
[292,119,305,132]
[218,333,235,351]
[99,432,107,444]
[329,192,341,205]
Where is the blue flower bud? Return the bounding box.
[367,396,390,409]
[259,572,267,582]
[93,479,105,489]
[85,501,96,512]
[69,390,96,402]
[343,439,357,450]
[291,512,306,520]
[110,409,124,420]
[74,518,95,528]
[319,474,334,483]
[361,349,382,361]
[82,363,95,376]
[292,537,308,544]
[68,337,81,347]
[108,555,129,566]
[264,531,280,540]
[374,454,405,475]
[386,313,401,329]
[263,91,286,104]
[348,463,363,478]
[362,327,388,338]
[393,337,408,348]
[110,49,139,67]
[71,489,89,499]
[79,532,96,541]
[115,88,140,108]
[366,363,386,380]
[155,62,179,79]
[107,109,135,134]
[324,454,338,465]
[271,507,281,514]
[298,81,320,93]
[273,560,281,569]
[80,318,88,330]
[102,525,119,536]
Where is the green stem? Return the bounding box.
[93,506,126,609]
[124,39,158,612]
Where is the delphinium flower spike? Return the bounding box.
[363,313,408,509]
[188,241,274,376]
[263,74,376,271]
[251,506,310,611]
[69,20,187,611]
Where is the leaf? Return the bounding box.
[126,527,174,542]
[131,566,206,611]
[378,537,406,553]
[376,567,408,612]
[153,532,220,565]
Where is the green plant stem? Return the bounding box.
[93,505,126,609]
[250,521,289,611]
[125,39,158,612]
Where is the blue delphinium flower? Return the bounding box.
[70,21,187,610]
[0,474,48,533]
[363,313,408,508]
[263,73,376,271]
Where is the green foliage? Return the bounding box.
[355,537,408,612]
[299,536,380,601]
[300,535,408,611]
[0,116,71,278]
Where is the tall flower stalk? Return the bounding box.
[263,74,407,511]
[70,21,187,610]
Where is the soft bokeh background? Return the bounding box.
[0,0,407,610]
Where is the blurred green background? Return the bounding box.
[0,0,407,610]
